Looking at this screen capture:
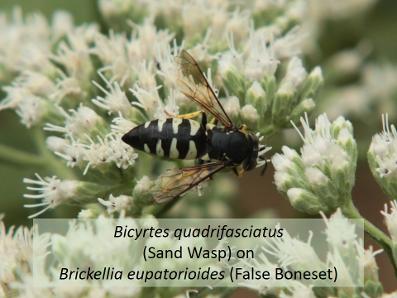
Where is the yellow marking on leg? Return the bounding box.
[175,110,203,120]
[235,165,245,177]
[239,124,249,135]
[209,117,217,125]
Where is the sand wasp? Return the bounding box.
[122,50,269,202]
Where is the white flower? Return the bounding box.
[273,114,357,214]
[82,136,111,174]
[155,42,182,90]
[53,139,86,168]
[296,114,354,171]
[368,115,397,199]
[15,95,47,128]
[369,114,397,178]
[246,80,266,105]
[15,70,56,97]
[111,114,136,135]
[244,30,279,80]
[263,228,323,271]
[240,104,260,124]
[93,32,134,86]
[0,84,27,111]
[153,89,180,120]
[278,57,307,96]
[358,246,382,282]
[44,105,105,139]
[51,74,84,103]
[273,147,295,168]
[322,209,357,252]
[0,8,53,76]
[218,50,244,78]
[51,11,74,39]
[381,201,397,242]
[106,134,138,170]
[51,28,95,88]
[129,84,162,117]
[98,194,133,215]
[45,136,69,153]
[304,167,329,186]
[273,26,304,60]
[92,73,132,115]
[0,221,32,290]
[134,176,153,194]
[223,96,240,119]
[23,174,79,218]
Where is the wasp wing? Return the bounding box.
[177,50,234,129]
[154,161,228,203]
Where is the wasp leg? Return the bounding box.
[209,117,218,126]
[260,161,268,176]
[197,158,215,180]
[175,110,204,120]
[233,166,245,177]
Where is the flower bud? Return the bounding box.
[133,176,155,206]
[287,188,325,214]
[23,174,110,218]
[240,104,259,127]
[218,52,246,100]
[246,81,266,107]
[381,201,397,242]
[368,114,397,199]
[289,98,315,123]
[300,66,323,99]
[273,114,357,215]
[223,96,240,119]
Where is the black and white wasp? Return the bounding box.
[122,50,269,203]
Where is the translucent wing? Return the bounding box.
[154,161,228,203]
[177,50,234,128]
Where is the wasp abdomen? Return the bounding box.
[122,118,207,160]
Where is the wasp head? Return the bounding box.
[240,129,270,174]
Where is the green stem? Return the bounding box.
[32,128,76,179]
[0,143,45,167]
[342,199,397,277]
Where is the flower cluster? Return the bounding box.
[368,114,397,199]
[0,221,32,297]
[231,209,384,298]
[272,114,357,214]
[0,0,322,220]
